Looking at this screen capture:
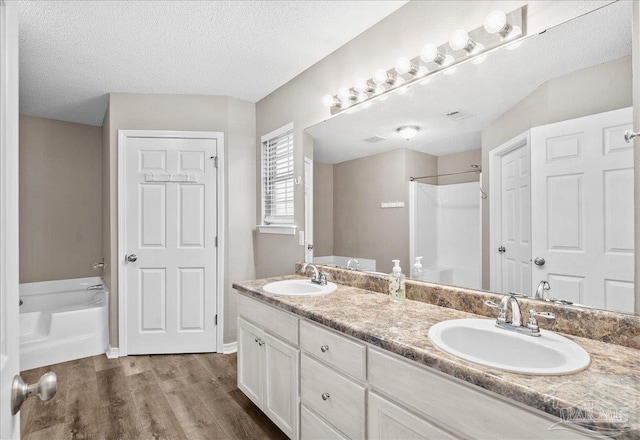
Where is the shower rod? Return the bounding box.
[409,166,482,182]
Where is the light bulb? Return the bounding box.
[354,77,369,93]
[322,94,336,108]
[420,43,439,63]
[373,69,391,85]
[449,29,470,51]
[356,92,368,103]
[337,87,352,101]
[395,57,415,75]
[374,84,385,95]
[394,76,405,87]
[416,66,428,77]
[484,10,507,34]
[397,125,419,140]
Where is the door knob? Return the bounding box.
[624,130,638,143]
[126,254,137,262]
[12,372,57,414]
[534,257,545,266]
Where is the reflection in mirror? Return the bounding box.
[305,1,634,314]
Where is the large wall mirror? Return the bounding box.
[305,1,635,314]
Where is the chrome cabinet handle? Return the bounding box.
[126,254,137,262]
[258,339,265,346]
[12,372,57,415]
[320,345,329,353]
[322,392,330,401]
[255,337,259,343]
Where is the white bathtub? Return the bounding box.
[19,277,108,371]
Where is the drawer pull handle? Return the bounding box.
[258,339,265,347]
[320,345,329,353]
[321,392,330,401]
[255,337,259,343]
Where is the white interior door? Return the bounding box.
[304,158,314,263]
[1,2,21,437]
[531,107,634,312]
[123,132,220,354]
[498,142,532,295]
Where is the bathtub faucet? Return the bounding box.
[87,284,103,291]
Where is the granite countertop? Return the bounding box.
[234,275,640,439]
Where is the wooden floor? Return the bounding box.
[20,352,288,440]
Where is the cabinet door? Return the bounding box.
[368,392,457,440]
[264,332,300,440]
[238,318,264,408]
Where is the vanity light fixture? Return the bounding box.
[397,125,420,140]
[420,43,454,67]
[322,94,340,108]
[449,29,485,55]
[321,5,526,114]
[484,10,521,39]
[373,68,395,87]
[395,57,419,76]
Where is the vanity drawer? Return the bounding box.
[301,405,348,440]
[300,320,366,381]
[368,348,593,439]
[301,354,365,440]
[237,294,298,345]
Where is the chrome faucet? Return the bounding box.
[87,284,103,291]
[299,263,327,285]
[346,258,360,271]
[485,294,555,337]
[535,280,551,300]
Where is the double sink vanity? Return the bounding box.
[233,264,640,440]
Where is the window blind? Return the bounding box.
[263,129,294,224]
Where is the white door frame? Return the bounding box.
[0,1,20,437]
[488,131,530,292]
[117,129,225,356]
[304,157,313,263]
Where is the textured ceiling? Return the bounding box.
[18,0,407,126]
[307,1,632,163]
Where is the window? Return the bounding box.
[259,123,296,234]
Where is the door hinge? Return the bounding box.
[215,314,218,326]
[215,236,218,247]
[210,156,218,168]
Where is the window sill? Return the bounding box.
[257,224,297,235]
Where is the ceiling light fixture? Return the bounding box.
[397,125,419,140]
[320,6,526,114]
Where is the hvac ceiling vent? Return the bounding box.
[363,135,386,143]
[444,110,472,121]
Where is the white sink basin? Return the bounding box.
[263,279,337,296]
[428,319,590,375]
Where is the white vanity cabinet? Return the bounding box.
[237,294,596,440]
[237,297,300,439]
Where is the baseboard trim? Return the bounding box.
[222,342,237,354]
[105,344,120,359]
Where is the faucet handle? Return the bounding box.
[526,308,555,335]
[320,272,329,285]
[484,300,500,309]
[530,309,555,320]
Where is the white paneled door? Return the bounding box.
[1,1,20,437]
[499,142,532,296]
[122,132,221,354]
[531,108,634,312]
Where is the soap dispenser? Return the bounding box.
[412,256,424,280]
[389,260,406,304]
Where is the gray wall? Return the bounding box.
[255,0,615,280]
[437,150,482,185]
[103,93,256,347]
[481,56,633,288]
[313,162,334,257]
[20,115,103,283]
